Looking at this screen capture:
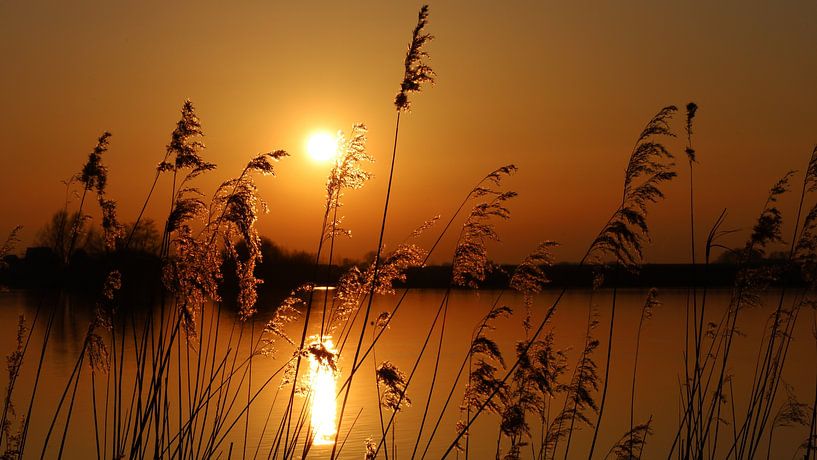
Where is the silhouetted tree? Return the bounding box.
[120,219,161,255]
[35,210,89,262]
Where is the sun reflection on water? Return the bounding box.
[308,337,338,446]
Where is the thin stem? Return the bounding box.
[588,288,616,459]
[630,294,647,457]
[332,109,402,459]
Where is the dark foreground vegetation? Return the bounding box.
[1,5,816,460]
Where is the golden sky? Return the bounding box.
[1,1,816,263]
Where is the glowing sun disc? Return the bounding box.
[306,132,338,163]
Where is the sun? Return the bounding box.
[306,132,338,163]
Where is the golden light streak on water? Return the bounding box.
[308,337,337,446]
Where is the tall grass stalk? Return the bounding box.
[332,7,433,457]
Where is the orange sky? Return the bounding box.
[1,1,816,263]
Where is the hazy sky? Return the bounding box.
[1,1,816,263]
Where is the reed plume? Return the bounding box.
[0,226,22,265]
[162,225,222,335]
[77,132,124,251]
[214,150,288,319]
[510,241,558,331]
[453,191,516,288]
[394,5,434,111]
[793,147,817,282]
[684,102,698,163]
[473,242,564,458]
[79,132,112,195]
[161,100,287,330]
[261,287,308,355]
[325,125,373,217]
[372,244,427,294]
[364,436,377,460]
[158,101,219,333]
[606,416,653,460]
[587,105,678,269]
[376,361,411,412]
[158,100,212,174]
[64,132,118,261]
[86,270,122,373]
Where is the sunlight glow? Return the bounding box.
[308,337,338,446]
[306,132,338,163]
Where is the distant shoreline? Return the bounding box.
[2,248,802,292]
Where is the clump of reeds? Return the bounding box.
[0,226,24,453]
[0,316,26,459]
[501,332,568,459]
[439,106,679,460]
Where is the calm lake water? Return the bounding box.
[0,288,814,459]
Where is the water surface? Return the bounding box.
[0,288,814,459]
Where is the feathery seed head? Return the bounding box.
[162,100,214,173]
[247,150,289,175]
[395,5,434,111]
[609,417,653,459]
[79,132,112,194]
[376,361,411,411]
[453,190,516,288]
[0,226,22,266]
[588,106,678,269]
[685,102,698,162]
[805,145,817,192]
